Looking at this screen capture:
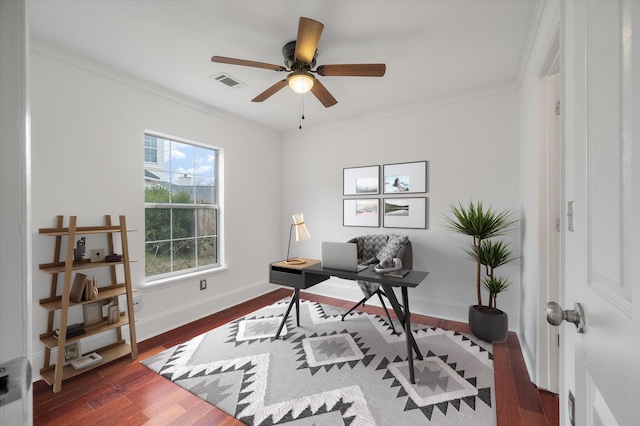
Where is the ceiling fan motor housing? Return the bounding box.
[282,40,317,70]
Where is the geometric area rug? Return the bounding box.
[141,298,495,425]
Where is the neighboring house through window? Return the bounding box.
[144,133,220,279]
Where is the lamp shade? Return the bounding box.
[287,72,315,94]
[292,213,310,241]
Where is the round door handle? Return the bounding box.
[546,302,585,333]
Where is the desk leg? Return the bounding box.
[275,289,299,339]
[295,290,300,327]
[381,284,423,360]
[402,286,416,384]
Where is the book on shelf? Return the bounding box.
[53,323,85,339]
[70,272,88,303]
[70,352,103,370]
[383,269,410,278]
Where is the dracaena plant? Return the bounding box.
[443,201,518,310]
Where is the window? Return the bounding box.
[144,133,219,279]
[144,134,158,163]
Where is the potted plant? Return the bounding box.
[443,201,518,342]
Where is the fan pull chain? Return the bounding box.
[299,95,305,129]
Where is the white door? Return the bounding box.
[560,1,640,425]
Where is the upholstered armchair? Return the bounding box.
[342,234,412,333]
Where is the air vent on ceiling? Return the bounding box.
[210,72,247,89]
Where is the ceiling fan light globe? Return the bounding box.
[287,72,315,94]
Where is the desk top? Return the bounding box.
[271,258,321,270]
[303,262,428,288]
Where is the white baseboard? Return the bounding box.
[302,278,520,333]
[32,279,274,383]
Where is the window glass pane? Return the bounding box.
[172,238,195,272]
[145,185,170,203]
[194,146,215,177]
[161,137,172,175]
[145,208,171,241]
[172,208,195,239]
[169,141,194,174]
[145,241,171,276]
[197,237,216,266]
[196,209,216,237]
[195,178,215,204]
[169,172,194,204]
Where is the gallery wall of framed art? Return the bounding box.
[343,161,428,229]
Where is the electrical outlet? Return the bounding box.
[200,279,207,290]
[132,294,141,311]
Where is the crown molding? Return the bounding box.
[282,80,519,140]
[30,37,280,139]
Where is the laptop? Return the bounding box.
[321,242,369,272]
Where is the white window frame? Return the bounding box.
[143,131,225,288]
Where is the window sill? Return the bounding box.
[141,265,229,292]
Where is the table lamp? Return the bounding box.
[285,213,310,264]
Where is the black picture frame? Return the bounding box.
[383,161,427,194]
[383,197,427,229]
[343,198,380,227]
[343,165,380,195]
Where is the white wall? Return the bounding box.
[29,42,282,379]
[281,87,521,328]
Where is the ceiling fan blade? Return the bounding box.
[316,64,386,77]
[211,56,286,72]
[251,79,288,102]
[294,17,324,64]
[310,79,337,108]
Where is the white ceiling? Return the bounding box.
[27,0,539,135]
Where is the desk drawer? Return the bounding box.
[269,266,328,289]
[270,267,305,288]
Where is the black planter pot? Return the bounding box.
[468,305,508,343]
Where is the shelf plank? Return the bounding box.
[39,226,137,236]
[39,259,137,274]
[39,285,135,311]
[40,342,133,385]
[39,312,132,348]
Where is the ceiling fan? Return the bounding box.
[211,17,386,108]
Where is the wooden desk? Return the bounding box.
[269,259,429,384]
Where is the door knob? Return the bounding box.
[546,302,585,333]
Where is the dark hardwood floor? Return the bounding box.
[33,289,559,425]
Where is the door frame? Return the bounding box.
[0,0,32,423]
[535,27,561,394]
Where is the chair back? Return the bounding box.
[347,236,412,270]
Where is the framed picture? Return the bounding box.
[83,301,104,327]
[383,197,427,229]
[383,161,427,194]
[343,165,380,195]
[343,198,380,227]
[63,341,81,366]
